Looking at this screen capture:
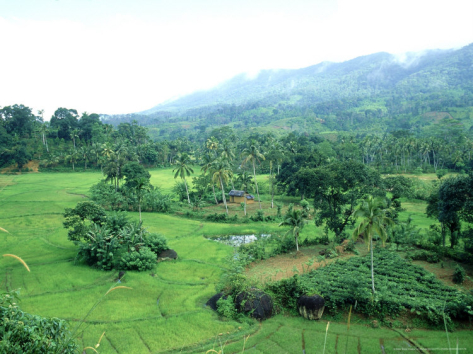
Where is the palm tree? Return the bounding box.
[70,128,81,151]
[201,151,218,204]
[279,206,305,252]
[78,146,90,170]
[211,157,232,214]
[173,153,194,204]
[241,141,265,209]
[65,149,80,171]
[352,195,393,294]
[134,177,150,222]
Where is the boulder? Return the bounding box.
[158,249,178,261]
[235,288,273,321]
[206,292,226,311]
[297,295,325,320]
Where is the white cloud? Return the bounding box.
[0,0,472,119]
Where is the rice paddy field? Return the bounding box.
[1,170,472,353]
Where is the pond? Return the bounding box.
[206,234,271,247]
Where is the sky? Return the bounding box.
[0,0,472,120]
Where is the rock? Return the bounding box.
[206,292,226,311]
[319,249,326,255]
[297,295,325,320]
[235,288,273,321]
[158,249,178,261]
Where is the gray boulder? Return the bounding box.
[235,288,273,321]
[297,295,325,320]
[158,249,178,261]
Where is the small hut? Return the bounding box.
[229,190,255,204]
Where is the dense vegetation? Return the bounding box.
[2,43,473,353]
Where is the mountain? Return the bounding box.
[142,43,473,114]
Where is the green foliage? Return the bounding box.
[205,213,238,223]
[313,161,384,238]
[119,246,156,271]
[217,252,251,296]
[250,210,265,222]
[265,275,310,314]
[216,296,238,320]
[453,265,466,284]
[90,181,172,213]
[0,290,78,353]
[144,233,169,256]
[63,201,107,242]
[286,249,473,326]
[384,175,414,199]
[65,202,168,271]
[77,224,122,270]
[406,250,440,263]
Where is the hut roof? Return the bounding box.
[229,190,245,197]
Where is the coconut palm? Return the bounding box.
[211,157,232,214]
[352,195,393,294]
[279,206,305,252]
[201,151,219,204]
[241,141,265,209]
[134,177,150,222]
[173,153,194,204]
[65,149,80,171]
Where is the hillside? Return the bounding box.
[102,43,473,140]
[142,44,472,113]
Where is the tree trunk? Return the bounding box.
[253,161,262,209]
[219,176,228,214]
[212,184,218,204]
[184,178,191,204]
[370,237,376,294]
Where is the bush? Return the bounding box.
[250,210,265,222]
[119,247,156,271]
[145,233,169,256]
[0,290,78,353]
[269,249,473,326]
[453,265,466,284]
[216,296,238,319]
[265,275,309,314]
[407,250,440,263]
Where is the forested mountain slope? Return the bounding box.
[102,44,473,141]
[142,44,472,113]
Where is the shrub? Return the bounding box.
[145,233,169,256]
[407,250,440,263]
[77,225,121,270]
[0,290,78,353]
[216,296,238,319]
[250,210,265,222]
[453,265,466,284]
[269,249,473,326]
[119,247,156,271]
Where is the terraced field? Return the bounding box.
[0,171,470,353]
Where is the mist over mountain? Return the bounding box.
[141,44,472,115]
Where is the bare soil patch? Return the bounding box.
[0,160,39,174]
[412,258,473,292]
[245,244,363,283]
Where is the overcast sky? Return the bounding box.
[1,0,472,120]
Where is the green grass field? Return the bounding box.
[0,171,470,353]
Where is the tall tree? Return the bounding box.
[352,195,393,294]
[134,177,150,222]
[173,153,194,204]
[279,206,305,252]
[212,157,232,214]
[241,141,265,209]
